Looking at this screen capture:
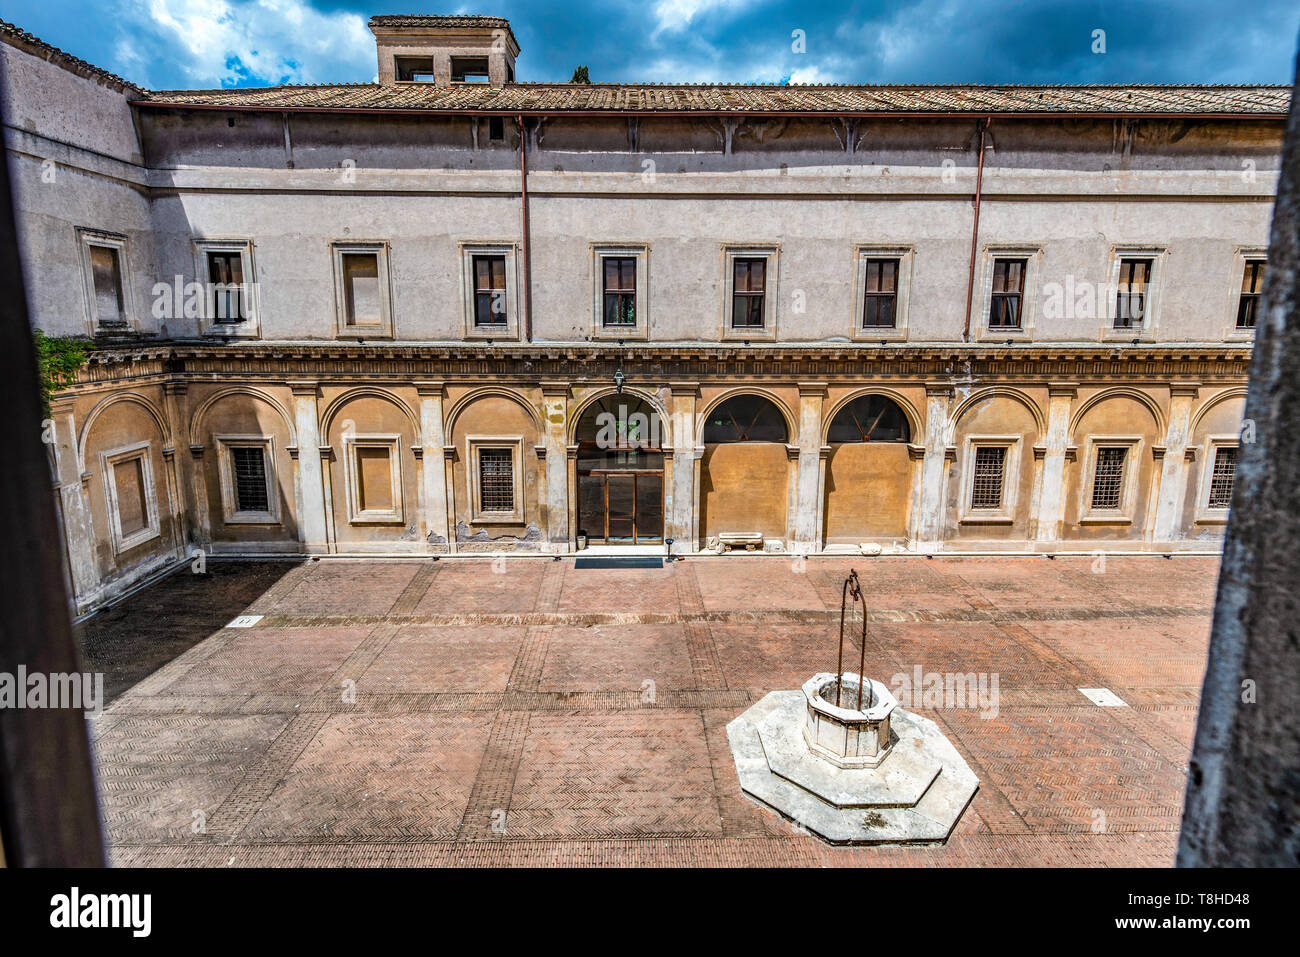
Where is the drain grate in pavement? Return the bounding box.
[573,557,664,569]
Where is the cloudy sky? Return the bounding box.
[1,0,1297,90]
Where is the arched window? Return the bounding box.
[826,395,911,444]
[703,395,788,443]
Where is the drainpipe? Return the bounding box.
[961,117,992,343]
[517,114,532,343]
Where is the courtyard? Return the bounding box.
[81,555,1217,867]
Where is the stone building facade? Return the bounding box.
[0,15,1287,613]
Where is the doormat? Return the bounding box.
[573,557,665,569]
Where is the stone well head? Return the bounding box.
[801,672,897,768]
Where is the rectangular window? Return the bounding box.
[1114,258,1153,328]
[451,57,490,83]
[989,258,1026,329]
[602,257,637,326]
[1090,447,1127,509]
[731,257,767,328]
[356,446,394,513]
[489,117,505,140]
[1237,261,1265,329]
[102,442,159,552]
[473,255,508,326]
[970,446,1006,510]
[862,258,898,328]
[341,252,381,327]
[1208,446,1237,508]
[113,456,147,535]
[207,250,246,323]
[231,446,269,513]
[89,244,126,328]
[478,448,515,512]
[395,56,435,81]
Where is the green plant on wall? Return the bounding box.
[33,329,93,417]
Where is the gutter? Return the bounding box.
[962,116,992,343]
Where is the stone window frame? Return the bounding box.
[193,238,260,338]
[214,434,280,525]
[958,435,1022,525]
[975,245,1042,342]
[590,243,650,341]
[100,440,160,554]
[76,227,136,335]
[1101,245,1167,342]
[342,433,405,524]
[459,241,521,341]
[1223,246,1267,342]
[719,244,780,342]
[330,240,394,339]
[851,244,913,342]
[1194,434,1240,525]
[1077,435,1144,525]
[466,435,525,524]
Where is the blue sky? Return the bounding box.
[1,0,1297,90]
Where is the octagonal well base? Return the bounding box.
[727,690,979,845]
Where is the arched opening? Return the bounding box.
[702,395,788,443]
[575,395,664,544]
[700,394,790,543]
[823,395,913,544]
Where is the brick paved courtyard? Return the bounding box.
[84,555,1219,867]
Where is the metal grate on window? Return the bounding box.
[970,446,1006,509]
[1208,446,1237,508]
[1090,447,1127,509]
[232,446,269,513]
[478,447,514,512]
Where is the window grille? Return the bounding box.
[970,446,1006,509]
[479,448,514,512]
[1091,447,1127,509]
[1208,446,1237,508]
[232,446,269,513]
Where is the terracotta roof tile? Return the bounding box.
[138,81,1290,116]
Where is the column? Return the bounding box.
[288,380,328,550]
[1153,381,1200,542]
[48,396,99,604]
[161,380,193,553]
[1034,382,1077,543]
[914,382,953,551]
[416,381,449,550]
[793,382,827,553]
[668,382,699,552]
[540,381,570,549]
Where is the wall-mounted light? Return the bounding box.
[614,366,625,394]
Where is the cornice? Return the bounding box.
[57,341,1254,394]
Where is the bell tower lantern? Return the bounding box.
[369,15,520,88]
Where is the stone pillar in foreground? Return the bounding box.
[416,381,449,551]
[793,382,826,553]
[1178,62,1300,867]
[288,380,328,551]
[540,381,569,549]
[1034,382,1076,543]
[1152,381,1199,543]
[914,382,952,552]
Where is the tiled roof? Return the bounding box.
[138,82,1290,116]
[368,14,513,29]
[366,14,518,49]
[0,18,143,93]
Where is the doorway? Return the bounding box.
[575,396,665,545]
